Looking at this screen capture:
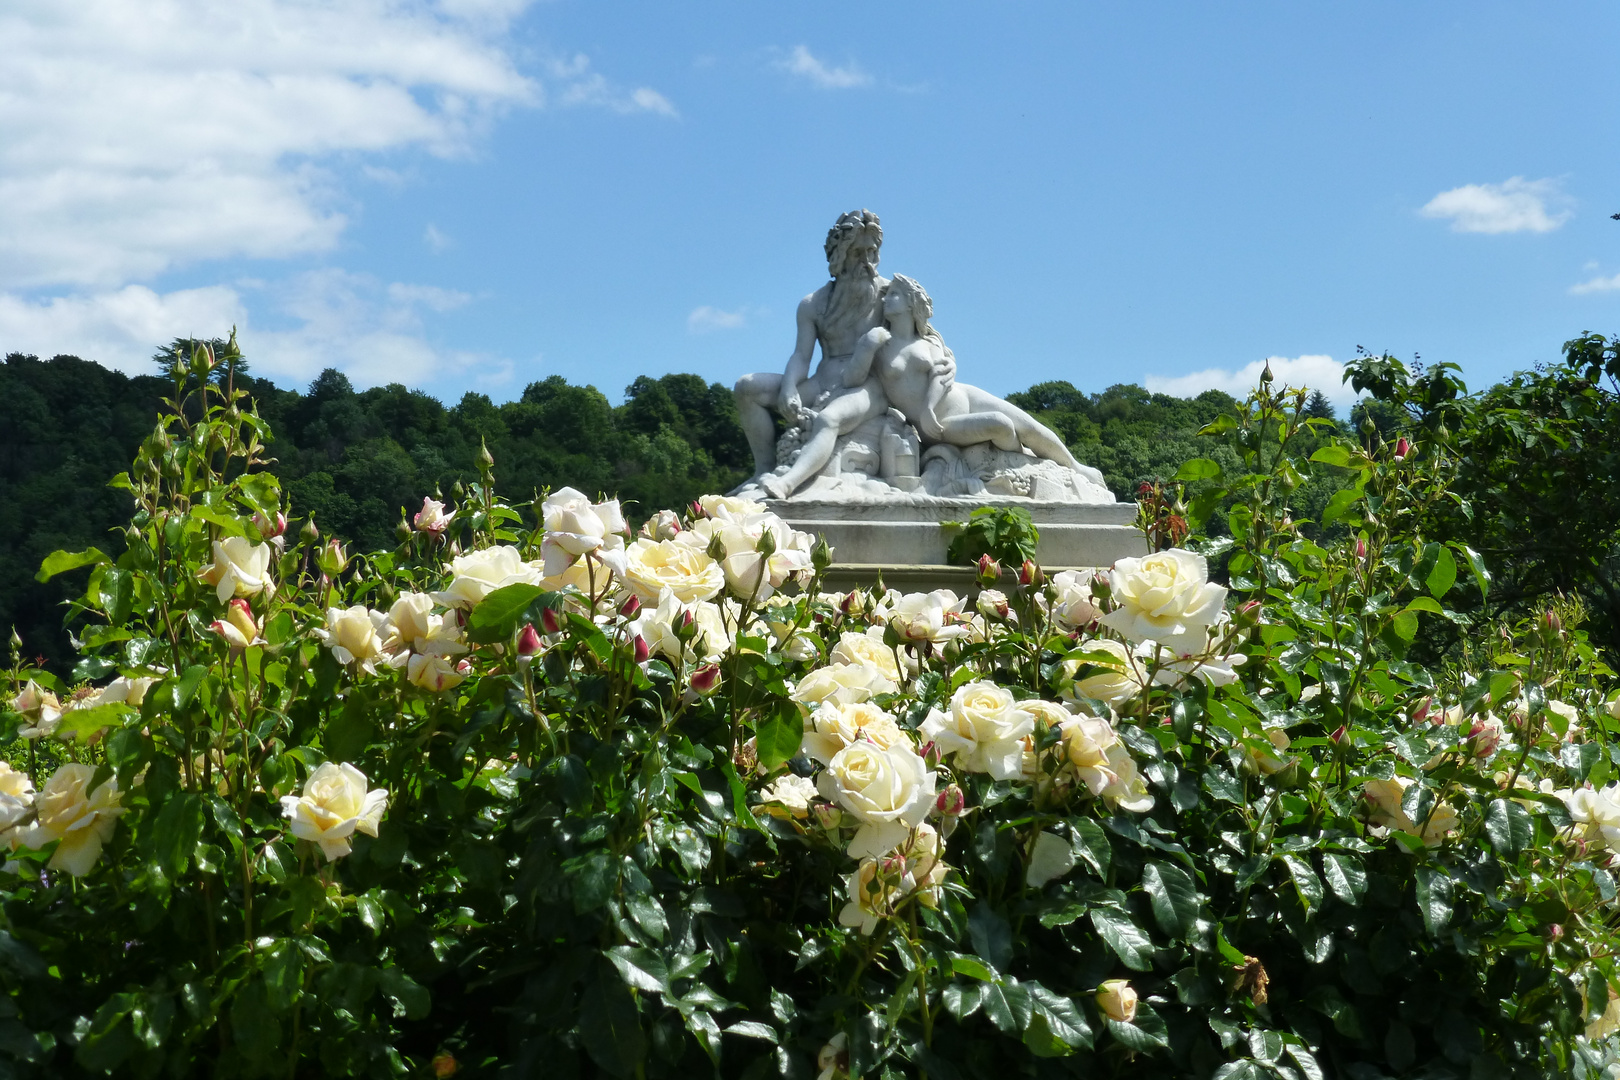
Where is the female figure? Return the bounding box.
[846,275,1100,483]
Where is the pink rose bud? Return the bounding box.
[690,500,706,519]
[1412,697,1432,725]
[252,511,287,539]
[516,624,543,656]
[1329,724,1348,747]
[918,740,941,767]
[976,553,1001,586]
[690,663,722,695]
[1544,610,1562,635]
[210,618,250,651]
[680,609,697,631]
[1019,560,1042,587]
[455,659,472,677]
[1546,923,1564,942]
[811,802,841,830]
[619,593,642,619]
[540,607,562,635]
[1235,599,1262,627]
[1354,537,1368,560]
[633,634,651,664]
[936,784,966,817]
[1394,437,1411,460]
[840,590,861,616]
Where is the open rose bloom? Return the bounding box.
[280,762,389,861]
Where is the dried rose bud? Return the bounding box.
[516,624,543,657]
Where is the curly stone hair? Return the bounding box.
[823,209,883,275]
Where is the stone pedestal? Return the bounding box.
[768,499,1147,593]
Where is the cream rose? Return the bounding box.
[1246,728,1294,776]
[757,774,817,819]
[1026,830,1077,888]
[802,702,907,765]
[25,763,124,876]
[1045,570,1101,630]
[0,762,34,845]
[1062,639,1147,708]
[198,535,274,604]
[837,858,899,936]
[1098,548,1227,653]
[433,546,543,608]
[1363,776,1458,847]
[317,605,390,673]
[791,662,898,710]
[541,487,628,577]
[699,494,767,519]
[830,629,904,682]
[280,762,388,861]
[1059,712,1155,812]
[889,590,968,645]
[408,652,470,692]
[12,680,62,740]
[918,681,1034,781]
[817,739,936,858]
[77,675,157,711]
[414,496,453,536]
[1558,783,1620,856]
[1096,980,1138,1024]
[622,539,724,605]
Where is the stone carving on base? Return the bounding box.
[732,210,1113,505]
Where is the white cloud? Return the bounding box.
[1420,177,1572,234]
[549,55,679,117]
[1570,272,1620,295]
[0,272,511,393]
[688,306,748,333]
[424,224,452,253]
[1144,355,1361,411]
[777,46,871,90]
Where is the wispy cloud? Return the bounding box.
[1570,272,1620,295]
[688,306,748,333]
[776,46,870,90]
[424,224,452,253]
[1420,177,1571,234]
[549,55,678,117]
[1145,355,1360,411]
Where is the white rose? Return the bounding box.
[408,652,471,692]
[714,516,813,602]
[317,605,390,673]
[1026,830,1077,888]
[902,822,949,907]
[0,762,34,838]
[919,681,1034,781]
[889,590,968,645]
[830,629,904,681]
[837,858,899,936]
[757,774,817,819]
[623,539,724,605]
[24,763,124,876]
[1058,712,1155,812]
[817,740,936,858]
[640,509,683,542]
[279,762,388,861]
[383,592,467,663]
[432,546,543,608]
[198,535,274,604]
[1547,699,1580,734]
[1153,650,1247,690]
[1096,980,1138,1024]
[1245,728,1294,776]
[1044,570,1101,630]
[79,676,156,711]
[541,487,628,577]
[1363,776,1457,847]
[699,494,767,519]
[1062,638,1147,708]
[790,663,897,709]
[12,680,62,740]
[1607,693,1620,722]
[802,702,907,766]
[1098,548,1227,653]
[976,589,1011,621]
[414,496,453,536]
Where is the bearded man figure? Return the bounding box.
[733,210,954,499]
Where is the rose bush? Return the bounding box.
[0,341,1616,1077]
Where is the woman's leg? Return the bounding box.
[937,412,1021,452]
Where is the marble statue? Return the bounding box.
[732,210,1112,504]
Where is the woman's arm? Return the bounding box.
[843,327,891,387]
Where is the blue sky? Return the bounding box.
[3,2,1617,411]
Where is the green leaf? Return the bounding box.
[466,583,548,643]
[1320,853,1367,906]
[98,567,134,624]
[1426,546,1457,599]
[1286,1043,1327,1080]
[723,1021,777,1043]
[1106,1001,1170,1051]
[1414,865,1453,936]
[377,967,430,1020]
[1308,445,1353,467]
[53,703,135,743]
[753,705,802,772]
[1451,541,1490,600]
[1174,457,1225,482]
[1281,854,1324,915]
[606,947,669,994]
[149,792,205,877]
[950,954,995,981]
[1389,609,1417,642]
[1484,798,1533,857]
[1141,860,1199,938]
[1404,596,1444,615]
[1026,983,1092,1051]
[1069,816,1111,877]
[968,904,1013,972]
[1090,907,1153,971]
[36,547,108,583]
[1320,488,1361,528]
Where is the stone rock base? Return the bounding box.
[769,499,1147,593]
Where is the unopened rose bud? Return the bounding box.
[690,499,706,519]
[755,527,777,557]
[977,589,1010,620]
[432,1052,459,1079]
[620,593,642,619]
[318,539,349,578]
[516,624,543,657]
[210,618,250,651]
[1354,537,1368,560]
[1096,979,1138,1024]
[633,635,650,664]
[690,663,722,695]
[1545,923,1564,942]
[1019,560,1042,587]
[840,590,863,616]
[1544,610,1562,637]
[918,740,941,767]
[299,516,320,544]
[252,510,287,540]
[477,440,495,471]
[395,517,413,543]
[676,608,697,640]
[935,784,966,817]
[812,802,842,830]
[1235,599,1262,628]
[812,537,833,571]
[1412,696,1432,725]
[1393,437,1411,461]
[540,607,562,635]
[976,554,1001,587]
[226,598,258,642]
[706,534,727,562]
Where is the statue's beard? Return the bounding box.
[825,258,880,330]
